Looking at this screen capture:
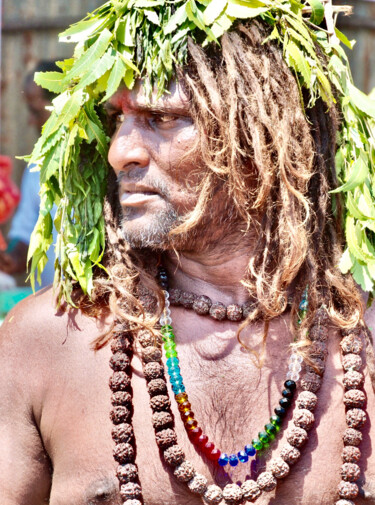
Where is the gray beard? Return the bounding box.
[120,207,180,250]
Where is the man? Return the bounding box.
[0,2,375,505]
[0,61,57,287]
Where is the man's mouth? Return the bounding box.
[120,188,160,206]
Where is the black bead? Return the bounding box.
[284,380,296,392]
[274,406,286,418]
[160,281,169,290]
[279,397,291,409]
[282,388,293,399]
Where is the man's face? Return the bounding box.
[24,81,51,132]
[107,81,201,250]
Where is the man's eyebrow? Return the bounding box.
[104,101,189,115]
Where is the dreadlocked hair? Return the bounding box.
[82,20,364,358]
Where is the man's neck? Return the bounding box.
[163,247,252,305]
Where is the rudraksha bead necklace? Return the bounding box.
[108,282,367,505]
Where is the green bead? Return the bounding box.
[251,438,263,451]
[259,431,270,444]
[163,342,176,351]
[162,331,175,342]
[270,415,281,431]
[161,325,173,332]
[165,350,178,358]
[265,423,276,440]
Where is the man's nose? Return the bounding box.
[108,118,150,176]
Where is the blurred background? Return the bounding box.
[0,0,374,314]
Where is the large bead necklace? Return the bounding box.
[108,283,367,505]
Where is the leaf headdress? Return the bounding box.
[26,0,375,303]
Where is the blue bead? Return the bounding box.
[172,384,185,394]
[218,453,229,467]
[244,444,256,457]
[229,454,239,467]
[166,357,179,368]
[167,366,181,375]
[237,450,249,463]
[168,372,181,381]
[170,376,183,386]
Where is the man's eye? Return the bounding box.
[151,114,179,125]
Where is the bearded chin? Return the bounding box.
[120,207,180,250]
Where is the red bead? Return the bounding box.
[197,434,209,447]
[181,410,195,421]
[208,449,221,462]
[185,418,198,429]
[189,427,202,440]
[203,442,215,456]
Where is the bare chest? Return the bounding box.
[39,326,375,505]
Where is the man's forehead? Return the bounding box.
[106,80,190,113]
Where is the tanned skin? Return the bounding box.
[0,83,375,505]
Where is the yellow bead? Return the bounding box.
[175,392,188,404]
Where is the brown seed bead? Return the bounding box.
[110,406,131,424]
[342,446,361,464]
[155,428,177,450]
[343,428,363,447]
[335,501,355,505]
[226,304,243,321]
[209,302,227,321]
[242,301,256,319]
[187,473,208,495]
[241,480,262,502]
[296,391,318,412]
[110,352,131,371]
[147,378,167,397]
[109,372,131,392]
[174,461,196,482]
[203,484,223,505]
[142,346,162,364]
[111,335,132,354]
[117,463,138,484]
[293,408,315,431]
[180,291,197,309]
[309,341,328,360]
[143,362,164,381]
[112,423,134,444]
[343,390,366,409]
[309,325,329,342]
[315,306,330,325]
[150,394,170,412]
[169,288,182,305]
[341,463,361,482]
[300,372,322,393]
[306,357,325,376]
[152,411,173,431]
[222,483,243,503]
[120,482,142,500]
[342,354,362,372]
[338,481,359,500]
[257,471,277,492]
[346,408,367,429]
[280,443,301,465]
[113,443,134,464]
[343,371,364,390]
[340,335,363,355]
[286,427,308,448]
[193,295,212,315]
[137,330,155,348]
[342,327,361,337]
[142,293,157,313]
[112,391,132,407]
[269,457,290,479]
[164,444,185,466]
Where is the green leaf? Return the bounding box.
[186,0,206,31]
[286,41,312,86]
[164,3,188,34]
[331,156,368,193]
[346,191,368,221]
[203,0,228,25]
[144,9,160,25]
[305,0,324,26]
[211,12,234,38]
[334,27,354,50]
[83,103,109,159]
[64,29,113,83]
[34,71,65,94]
[54,89,85,131]
[75,49,116,90]
[226,0,267,19]
[339,247,353,274]
[346,216,375,263]
[348,82,375,119]
[59,16,106,43]
[351,261,374,292]
[102,56,127,102]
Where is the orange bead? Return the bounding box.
[178,401,191,413]
[175,393,188,404]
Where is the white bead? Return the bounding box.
[159,315,172,326]
[287,371,300,381]
[163,290,170,300]
[290,353,303,364]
